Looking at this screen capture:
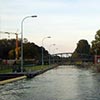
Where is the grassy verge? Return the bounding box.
[0,68,12,73]
[25,65,49,71]
[0,65,49,73]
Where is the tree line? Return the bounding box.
[0,29,100,63]
[0,38,49,64]
[72,29,100,62]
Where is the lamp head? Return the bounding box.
[31,15,37,17]
[47,36,51,38]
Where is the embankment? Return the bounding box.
[0,64,58,85]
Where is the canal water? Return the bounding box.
[0,65,100,100]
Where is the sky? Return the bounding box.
[0,0,100,54]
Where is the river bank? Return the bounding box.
[0,64,58,85]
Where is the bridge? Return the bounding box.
[44,52,93,65]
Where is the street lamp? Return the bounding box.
[49,44,56,65]
[21,15,37,72]
[42,36,51,65]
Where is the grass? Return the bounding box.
[0,65,49,73]
[25,65,49,71]
[0,68,12,73]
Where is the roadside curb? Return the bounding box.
[0,75,27,85]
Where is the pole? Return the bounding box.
[49,44,56,65]
[15,33,18,60]
[41,36,51,65]
[21,15,37,72]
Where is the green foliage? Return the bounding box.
[0,68,12,73]
[23,42,40,59]
[0,39,49,64]
[8,49,15,59]
[72,39,90,59]
[0,39,18,59]
[95,30,100,41]
[25,65,49,71]
[91,29,100,55]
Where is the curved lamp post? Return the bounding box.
[21,15,37,72]
[42,36,51,65]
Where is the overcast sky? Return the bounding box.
[0,0,100,53]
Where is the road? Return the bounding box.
[0,65,100,100]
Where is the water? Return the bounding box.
[1,65,100,100]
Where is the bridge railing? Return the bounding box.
[43,52,94,65]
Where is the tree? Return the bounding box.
[0,39,49,65]
[8,47,20,59]
[0,39,21,59]
[23,42,39,59]
[91,30,100,55]
[72,39,91,59]
[8,49,15,59]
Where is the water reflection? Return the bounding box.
[0,65,100,100]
